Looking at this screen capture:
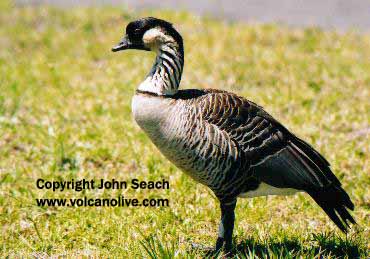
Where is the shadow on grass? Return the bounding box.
[199,233,363,258]
[139,231,364,258]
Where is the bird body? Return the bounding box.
[112,17,356,253]
[132,90,302,200]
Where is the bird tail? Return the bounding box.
[308,185,356,233]
[288,136,356,232]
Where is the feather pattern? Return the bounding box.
[129,21,355,231]
[133,88,356,231]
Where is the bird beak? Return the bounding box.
[111,35,131,52]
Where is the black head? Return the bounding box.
[112,17,183,52]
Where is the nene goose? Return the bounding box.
[111,17,355,253]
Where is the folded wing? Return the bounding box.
[200,89,355,232]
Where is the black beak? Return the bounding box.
[111,35,131,52]
[112,35,150,52]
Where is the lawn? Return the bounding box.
[0,2,369,258]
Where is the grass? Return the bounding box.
[0,2,369,258]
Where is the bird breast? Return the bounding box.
[131,93,244,191]
[131,94,171,136]
[131,94,198,176]
[131,93,187,156]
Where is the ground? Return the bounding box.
[0,2,369,258]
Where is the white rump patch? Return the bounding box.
[239,182,300,198]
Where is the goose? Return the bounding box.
[111,17,356,253]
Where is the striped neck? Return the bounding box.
[138,44,184,96]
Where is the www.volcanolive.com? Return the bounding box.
[36,178,169,192]
[36,196,169,207]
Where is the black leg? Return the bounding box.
[215,199,237,253]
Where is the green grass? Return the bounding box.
[0,2,369,258]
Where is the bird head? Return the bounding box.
[111,17,183,53]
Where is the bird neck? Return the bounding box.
[138,43,184,96]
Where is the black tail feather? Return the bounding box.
[291,137,341,186]
[253,116,356,232]
[288,136,356,232]
[309,185,356,233]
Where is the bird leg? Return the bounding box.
[215,199,237,253]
